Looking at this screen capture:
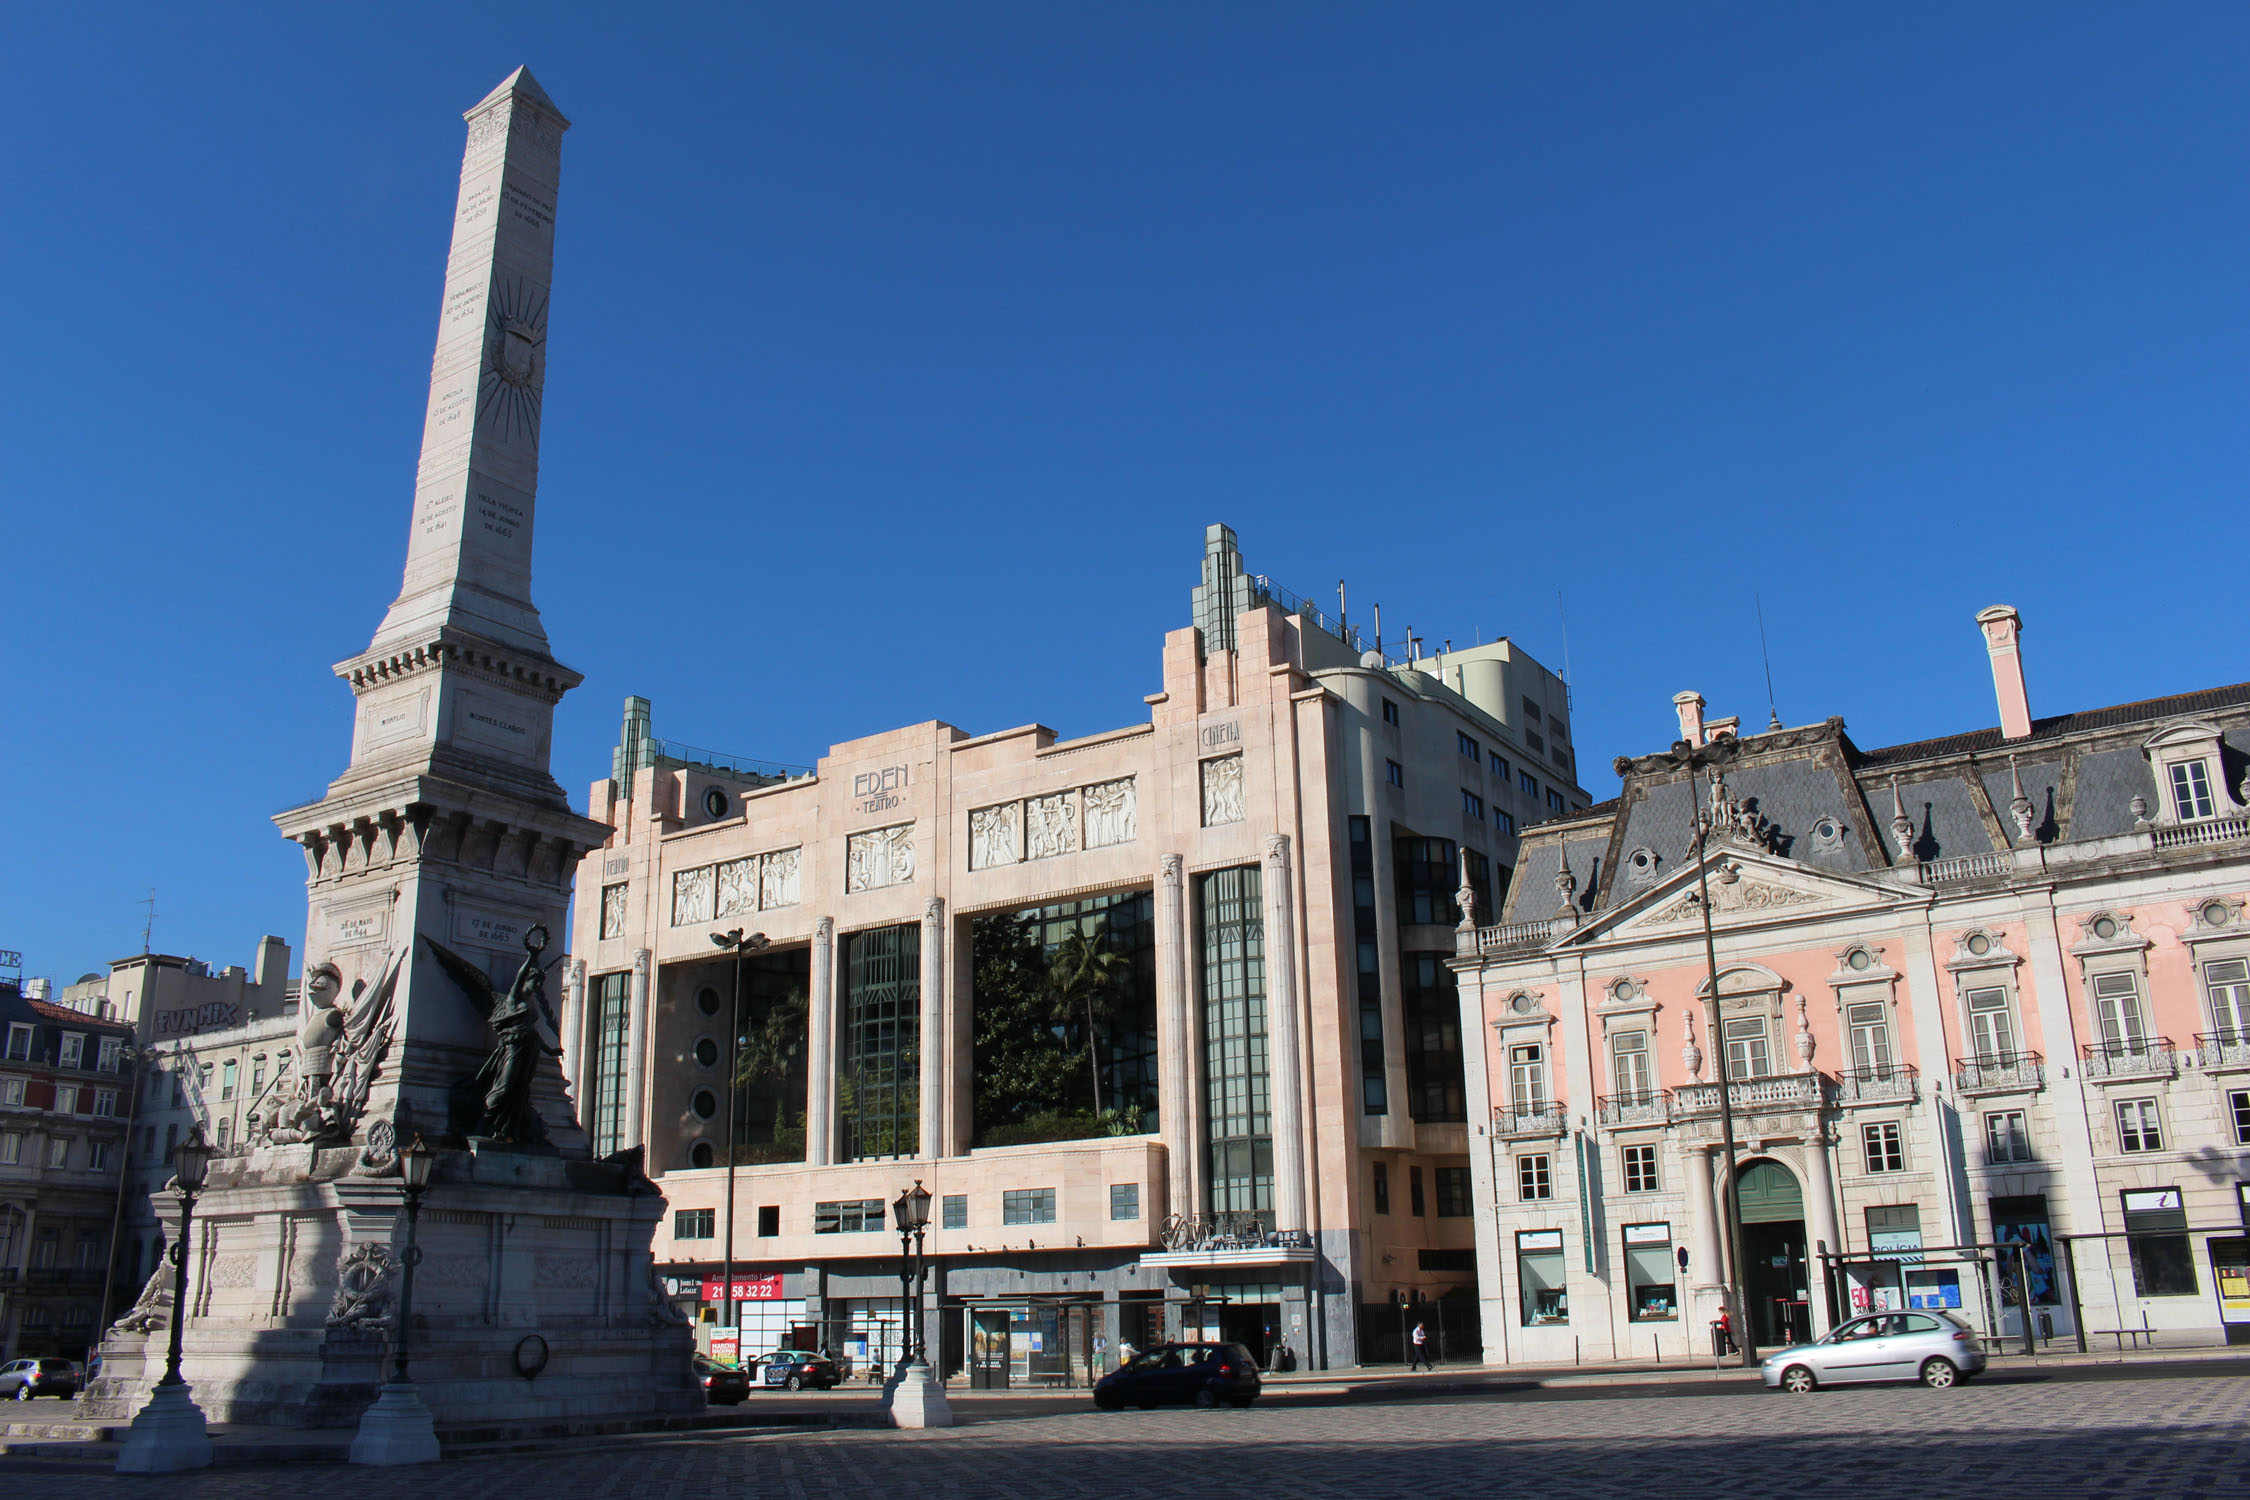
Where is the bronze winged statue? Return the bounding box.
[421,924,563,1145]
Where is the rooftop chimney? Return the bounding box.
[1976,605,2033,740]
[254,934,291,990]
[1673,691,1707,747]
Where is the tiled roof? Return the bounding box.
[21,997,132,1031]
[1855,682,2250,768]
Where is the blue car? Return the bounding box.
[1094,1342,1261,1410]
[760,1350,842,1391]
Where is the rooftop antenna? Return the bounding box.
[1755,594,1781,731]
[140,889,157,954]
[1337,579,1347,637]
[1372,603,1383,663]
[1555,591,1575,710]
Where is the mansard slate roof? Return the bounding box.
[1501,680,2250,925]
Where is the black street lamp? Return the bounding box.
[1649,732,1760,1368]
[157,1128,213,1387]
[892,1180,932,1363]
[390,1136,436,1383]
[710,928,768,1355]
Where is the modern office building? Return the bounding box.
[564,524,1588,1375]
[1457,606,2250,1363]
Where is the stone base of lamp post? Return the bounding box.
[349,1379,441,1466]
[884,1359,953,1429]
[114,1381,213,1474]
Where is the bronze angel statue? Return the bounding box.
[422,924,563,1145]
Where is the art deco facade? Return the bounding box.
[564,525,1588,1374]
[1457,607,2250,1363]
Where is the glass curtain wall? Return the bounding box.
[970,890,1159,1147]
[590,972,631,1158]
[732,947,811,1163]
[1199,866,1272,1214]
[840,925,920,1161]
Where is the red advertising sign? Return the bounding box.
[700,1273,786,1302]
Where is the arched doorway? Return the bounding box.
[1735,1160,1810,1347]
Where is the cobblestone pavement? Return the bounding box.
[47,1371,2250,1499]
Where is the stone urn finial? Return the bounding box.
[1682,1010,1704,1082]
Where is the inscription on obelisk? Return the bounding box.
[374,67,570,659]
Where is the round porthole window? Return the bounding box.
[2092,916,2117,941]
[1512,994,1539,1015]
[1966,934,1991,956]
[1848,949,1872,971]
[2203,900,2232,928]
[691,1089,718,1121]
[696,986,722,1017]
[689,1141,716,1169]
[1631,850,1654,872]
[694,1037,720,1068]
[1815,819,1838,840]
[703,786,730,820]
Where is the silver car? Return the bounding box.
[1760,1310,1987,1392]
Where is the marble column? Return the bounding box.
[806,917,836,1167]
[1684,1142,1723,1299]
[1800,1129,1842,1336]
[625,949,650,1151]
[920,898,946,1160]
[1156,855,1195,1219]
[1263,836,1308,1233]
[561,957,590,1130]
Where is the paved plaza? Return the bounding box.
[26,1368,2250,1499]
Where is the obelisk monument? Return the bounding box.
[87,69,695,1440]
[275,65,606,1143]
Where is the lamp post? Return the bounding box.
[710,928,768,1357]
[1653,732,1759,1369]
[115,1129,213,1473]
[350,1135,441,1466]
[883,1180,950,1429]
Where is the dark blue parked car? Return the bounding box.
[1094,1342,1261,1409]
[760,1349,842,1391]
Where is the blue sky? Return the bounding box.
[2,5,2243,986]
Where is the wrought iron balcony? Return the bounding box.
[1671,1072,1827,1118]
[2080,1040,2178,1080]
[1492,1104,1571,1139]
[1831,1064,1920,1106]
[2197,1031,2250,1071]
[1596,1091,1671,1127]
[1953,1050,2044,1096]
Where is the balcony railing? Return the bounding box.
[1832,1064,1920,1106]
[1476,920,1559,955]
[2151,814,2250,851]
[1954,1050,2044,1096]
[2197,1031,2250,1071]
[1493,1104,1570,1138]
[1672,1072,1826,1118]
[1155,1212,1313,1255]
[2080,1039,2178,1080]
[1596,1091,1671,1127]
[1918,851,2015,884]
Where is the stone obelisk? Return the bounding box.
[88,70,695,1440]
[275,66,605,1143]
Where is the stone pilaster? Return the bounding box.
[806,917,836,1166]
[920,898,946,1159]
[1156,855,1195,1218]
[626,949,650,1151]
[1263,836,1307,1232]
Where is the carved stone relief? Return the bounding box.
[1201,754,1245,827]
[715,857,757,918]
[762,846,801,909]
[970,802,1022,869]
[847,824,917,892]
[671,866,714,927]
[1083,778,1137,848]
[599,881,629,940]
[1027,793,1081,860]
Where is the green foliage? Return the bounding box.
[1045,925,1133,1116]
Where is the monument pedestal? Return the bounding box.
[349,1380,440,1466]
[885,1360,954,1429]
[114,1381,213,1474]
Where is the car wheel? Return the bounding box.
[1228,1396,1255,1408]
[784,1374,802,1392]
[1920,1358,1958,1390]
[1193,1387,1220,1409]
[1095,1393,1122,1411]
[12,1386,30,1402]
[1780,1365,1817,1395]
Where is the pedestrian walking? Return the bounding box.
[1409,1320,1435,1371]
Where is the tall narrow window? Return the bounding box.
[1846,1001,1893,1075]
[1509,1044,1547,1115]
[1200,867,1271,1214]
[1610,1030,1652,1101]
[1723,1017,1771,1079]
[1372,1160,1390,1214]
[841,925,921,1161]
[1349,817,1386,1116]
[2207,959,2250,1043]
[1409,1164,1426,1216]
[2092,972,2148,1052]
[1965,986,2015,1061]
[2169,760,2216,821]
[1401,954,1465,1122]
[590,971,631,1158]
